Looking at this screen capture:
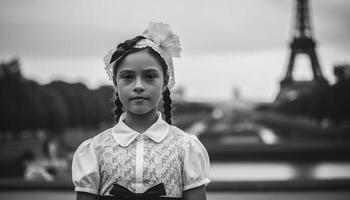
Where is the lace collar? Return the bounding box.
[111,112,170,147]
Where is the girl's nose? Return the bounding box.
[133,77,145,92]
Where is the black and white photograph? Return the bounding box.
[0,0,350,199]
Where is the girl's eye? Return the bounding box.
[145,73,158,80]
[120,74,133,80]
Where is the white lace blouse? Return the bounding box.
[72,112,210,197]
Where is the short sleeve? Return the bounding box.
[72,139,100,195]
[183,135,210,191]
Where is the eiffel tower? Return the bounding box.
[275,0,328,104]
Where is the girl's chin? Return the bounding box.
[128,107,155,115]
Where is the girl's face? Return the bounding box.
[115,49,166,115]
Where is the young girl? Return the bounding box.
[72,22,210,200]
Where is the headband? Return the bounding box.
[103,22,181,89]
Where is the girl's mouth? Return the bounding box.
[130,96,149,100]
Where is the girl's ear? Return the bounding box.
[162,86,167,93]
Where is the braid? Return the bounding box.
[162,87,173,124]
[114,92,124,122]
[111,36,146,64]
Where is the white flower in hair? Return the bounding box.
[142,22,181,57]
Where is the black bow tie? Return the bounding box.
[109,183,166,199]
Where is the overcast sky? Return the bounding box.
[1,0,349,102]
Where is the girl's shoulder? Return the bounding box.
[91,128,113,143]
[76,128,113,151]
[168,125,190,139]
[168,125,202,147]
[169,125,210,189]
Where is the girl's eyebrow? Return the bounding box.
[143,68,161,73]
[118,69,133,74]
[118,67,161,74]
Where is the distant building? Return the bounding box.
[334,64,350,83]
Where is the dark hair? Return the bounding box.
[112,36,173,124]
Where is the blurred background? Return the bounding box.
[1,0,350,199]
